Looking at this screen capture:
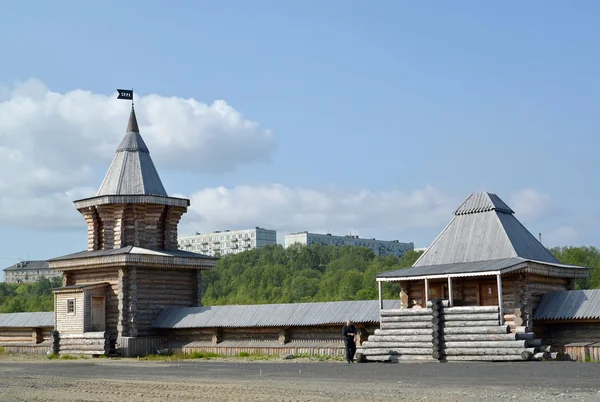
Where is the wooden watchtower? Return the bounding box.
[49,107,216,354]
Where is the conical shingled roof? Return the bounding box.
[413,192,558,267]
[97,108,168,197]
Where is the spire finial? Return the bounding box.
[127,106,140,133]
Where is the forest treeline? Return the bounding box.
[1,245,599,313]
[201,244,600,305]
[0,276,62,313]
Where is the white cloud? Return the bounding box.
[180,184,458,239]
[0,78,275,228]
[509,189,554,222]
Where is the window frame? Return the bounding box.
[66,298,76,315]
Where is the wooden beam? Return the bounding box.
[447,277,453,307]
[424,278,429,305]
[497,274,504,325]
[378,281,383,310]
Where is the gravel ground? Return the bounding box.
[0,355,599,401]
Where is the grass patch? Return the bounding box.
[584,356,600,363]
[0,346,6,355]
[47,353,59,360]
[60,355,78,360]
[187,351,224,359]
[238,352,250,357]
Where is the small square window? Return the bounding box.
[67,299,75,315]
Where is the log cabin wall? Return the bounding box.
[0,326,54,355]
[403,273,572,331]
[131,267,198,337]
[64,268,119,336]
[162,324,379,348]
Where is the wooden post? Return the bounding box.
[497,274,504,325]
[424,278,430,305]
[447,277,453,307]
[378,281,383,310]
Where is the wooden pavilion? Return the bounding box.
[360,192,589,362]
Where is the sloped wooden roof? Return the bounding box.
[96,107,168,197]
[413,192,558,267]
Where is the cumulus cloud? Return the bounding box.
[180,184,458,238]
[0,78,275,228]
[509,189,554,222]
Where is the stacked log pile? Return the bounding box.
[357,300,556,363]
[431,300,548,362]
[56,332,111,356]
[357,308,436,362]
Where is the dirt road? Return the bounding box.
[0,356,599,401]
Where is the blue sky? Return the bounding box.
[1,1,599,278]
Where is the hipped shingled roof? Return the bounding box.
[413,192,559,267]
[96,107,168,197]
[377,191,589,280]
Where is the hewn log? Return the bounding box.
[534,351,551,360]
[538,344,552,352]
[549,352,561,361]
[380,309,432,317]
[444,355,527,361]
[514,326,527,334]
[444,340,527,348]
[380,322,433,330]
[360,348,432,356]
[521,350,534,360]
[361,339,431,349]
[442,326,510,335]
[443,306,499,314]
[374,329,432,336]
[365,354,436,362]
[367,335,434,343]
[381,316,432,322]
[526,339,543,347]
[432,350,442,360]
[444,348,535,356]
[443,313,500,321]
[432,311,441,318]
[361,341,432,349]
[441,334,522,342]
[443,320,501,328]
[515,333,536,340]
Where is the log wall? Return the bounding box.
[402,273,571,331]
[64,268,120,336]
[131,268,198,337]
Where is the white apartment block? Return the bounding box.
[3,260,62,284]
[284,231,414,258]
[178,227,277,257]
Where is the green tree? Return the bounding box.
[550,246,600,289]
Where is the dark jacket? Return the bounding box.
[342,324,357,341]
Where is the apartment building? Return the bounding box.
[284,231,414,258]
[3,260,62,283]
[178,227,277,257]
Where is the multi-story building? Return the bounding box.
[284,231,414,258]
[3,260,62,283]
[178,227,277,257]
